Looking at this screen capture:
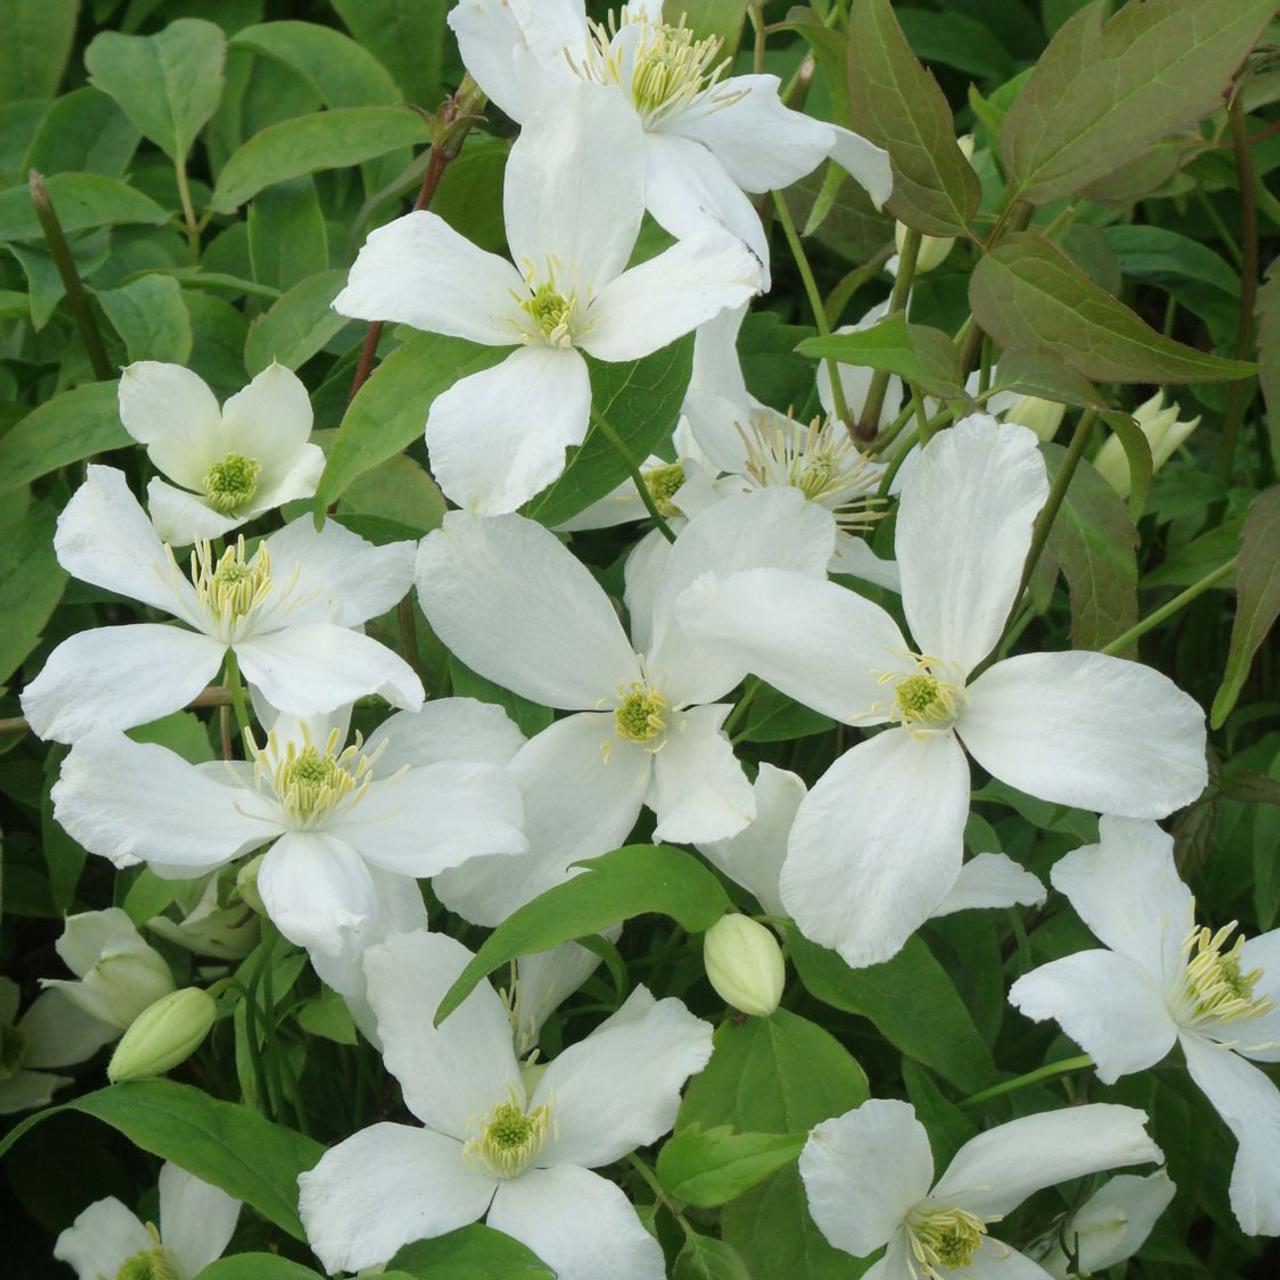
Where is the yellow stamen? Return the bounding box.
[463,1088,552,1180]
[907,1204,994,1278]
[614,681,670,745]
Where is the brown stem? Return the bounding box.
[1,685,234,738]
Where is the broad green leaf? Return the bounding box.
[969,232,1257,383]
[798,315,964,399]
[847,0,980,237]
[244,269,347,375]
[232,21,401,108]
[97,275,194,364]
[247,177,328,292]
[5,234,111,330]
[671,1,750,61]
[0,1081,323,1240]
[1259,256,1280,469]
[673,1234,752,1280]
[1097,409,1154,521]
[295,987,358,1045]
[991,348,1106,411]
[316,333,506,508]
[0,173,169,242]
[1001,0,1277,205]
[741,682,834,743]
[435,845,733,1026]
[0,495,66,684]
[338,454,446,537]
[658,1126,806,1208]
[22,87,141,179]
[210,106,431,213]
[0,0,78,102]
[0,381,126,496]
[329,0,449,108]
[185,290,250,393]
[901,1060,977,1172]
[523,336,695,528]
[1104,225,1240,298]
[448,657,553,739]
[429,136,509,257]
[1212,487,1280,729]
[85,18,227,165]
[195,1258,322,1280]
[788,930,998,1092]
[389,1224,555,1277]
[896,9,1015,81]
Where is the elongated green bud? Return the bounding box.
[704,915,786,1017]
[108,988,216,1082]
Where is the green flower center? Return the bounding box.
[629,20,728,121]
[183,536,273,626]
[259,729,375,826]
[0,1023,28,1081]
[464,1092,551,1180]
[203,452,261,514]
[521,281,575,347]
[908,1205,990,1276]
[116,1245,180,1280]
[896,674,940,718]
[1181,918,1272,1025]
[614,682,670,744]
[643,462,685,517]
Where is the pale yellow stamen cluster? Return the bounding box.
[519,278,577,348]
[869,656,966,735]
[463,1088,552,1180]
[906,1205,994,1278]
[643,461,686,517]
[203,452,261,514]
[613,680,671,746]
[1177,915,1273,1028]
[249,725,384,827]
[181,537,274,631]
[115,1226,179,1280]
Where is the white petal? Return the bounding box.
[960,651,1207,818]
[426,344,593,515]
[580,229,762,363]
[1179,1034,1280,1236]
[816,308,904,430]
[363,930,521,1138]
[17,989,116,1068]
[334,210,524,344]
[218,361,314,480]
[934,1103,1162,1220]
[298,1123,494,1274]
[829,532,902,592]
[507,0,590,61]
[158,1162,241,1275]
[799,1099,933,1258]
[416,510,638,708]
[781,729,970,968]
[827,125,894,208]
[623,525,674,657]
[53,1198,152,1280]
[54,906,140,976]
[1008,951,1177,1083]
[946,1239,1057,1279]
[488,1165,665,1280]
[146,477,244,546]
[676,568,909,725]
[0,1070,71,1114]
[365,697,526,770]
[448,0,539,122]
[22,624,225,743]
[118,363,223,490]
[234,624,423,716]
[1040,1171,1176,1278]
[514,930,620,1056]
[242,442,325,516]
[648,703,753,842]
[930,852,1046,918]
[896,416,1048,674]
[1237,930,1280,1062]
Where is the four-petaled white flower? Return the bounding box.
[800,1098,1164,1279]
[298,929,712,1280]
[333,84,762,516]
[119,360,324,546]
[21,466,424,743]
[448,0,891,282]
[678,415,1208,969]
[1009,817,1280,1236]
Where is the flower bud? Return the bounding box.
[108,988,216,1083]
[236,854,266,917]
[1094,390,1201,498]
[1002,394,1067,443]
[704,915,785,1017]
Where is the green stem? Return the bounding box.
[1195,187,1243,267]
[174,160,201,261]
[910,383,933,444]
[749,2,767,75]
[223,650,254,747]
[724,677,761,737]
[824,242,895,328]
[590,408,675,543]
[398,596,422,679]
[1101,556,1238,656]
[960,1055,1094,1108]
[857,228,920,440]
[626,1153,694,1240]
[876,428,920,499]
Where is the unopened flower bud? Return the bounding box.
[236,854,266,917]
[108,988,216,1082]
[704,915,785,1017]
[1002,394,1067,443]
[1093,390,1201,498]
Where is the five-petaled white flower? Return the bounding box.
[448,0,891,283]
[1010,817,1280,1236]
[800,1098,1164,1279]
[298,929,712,1280]
[21,466,423,743]
[333,84,762,516]
[118,360,324,546]
[677,415,1208,969]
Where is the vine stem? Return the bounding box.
[960,1054,1094,1108]
[590,408,676,543]
[856,228,920,440]
[223,650,254,747]
[174,160,201,260]
[1100,556,1238,657]
[626,1153,694,1240]
[0,685,235,738]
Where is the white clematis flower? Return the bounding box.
[416,488,834,853]
[21,466,423,743]
[119,361,324,546]
[298,930,712,1279]
[50,699,527,962]
[1009,817,1280,1236]
[799,1098,1164,1279]
[448,0,891,283]
[333,84,762,516]
[55,1161,240,1280]
[678,415,1207,969]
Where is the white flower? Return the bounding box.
[448,0,891,283]
[1094,389,1201,498]
[20,466,423,743]
[298,930,712,1279]
[1009,817,1280,1236]
[0,977,116,1115]
[678,415,1207,968]
[146,872,260,961]
[54,1161,240,1280]
[119,361,324,545]
[333,84,761,516]
[50,699,527,963]
[416,489,834,856]
[41,909,174,1031]
[799,1098,1164,1279]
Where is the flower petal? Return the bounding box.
[946,1239,1059,1279]
[829,532,901,592]
[448,0,540,122]
[158,1162,240,1276]
[960,651,1207,818]
[364,697,526,771]
[827,125,894,208]
[146,477,243,546]
[243,442,325,516]
[1038,1171,1176,1278]
[118,362,222,490]
[218,361,314,479]
[896,416,1048,674]
[1236,929,1280,1063]
[514,931,621,1057]
[930,852,1046,918]
[0,1070,72,1114]
[54,1197,153,1280]
[18,989,117,1069]
[648,703,753,843]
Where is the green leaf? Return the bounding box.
[210,106,431,213]
[847,0,980,237]
[0,0,78,102]
[740,682,835,743]
[788,930,997,1092]
[0,1081,323,1240]
[1104,225,1240,298]
[329,0,448,108]
[901,1060,976,1173]
[1001,0,1277,205]
[435,845,733,1026]
[896,9,1015,81]
[85,18,227,165]
[244,268,348,375]
[0,495,66,684]
[247,177,328,292]
[388,1224,555,1278]
[194,1258,323,1280]
[991,348,1107,411]
[0,381,126,496]
[673,1234,752,1280]
[969,232,1257,383]
[523,336,695,528]
[658,1126,806,1208]
[1212,487,1280,729]
[797,314,964,399]
[448,657,552,739]
[97,275,194,364]
[232,21,401,108]
[0,173,169,242]
[22,87,141,179]
[674,1,750,61]
[1259,256,1280,469]
[1098,409,1154,521]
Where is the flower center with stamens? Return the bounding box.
[0,1024,27,1082]
[907,1205,991,1277]
[877,657,966,734]
[520,280,576,348]
[1178,915,1272,1026]
[116,1229,179,1280]
[644,462,686,517]
[464,1091,551,1180]
[250,726,382,828]
[185,536,273,629]
[614,681,670,744]
[203,452,261,514]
